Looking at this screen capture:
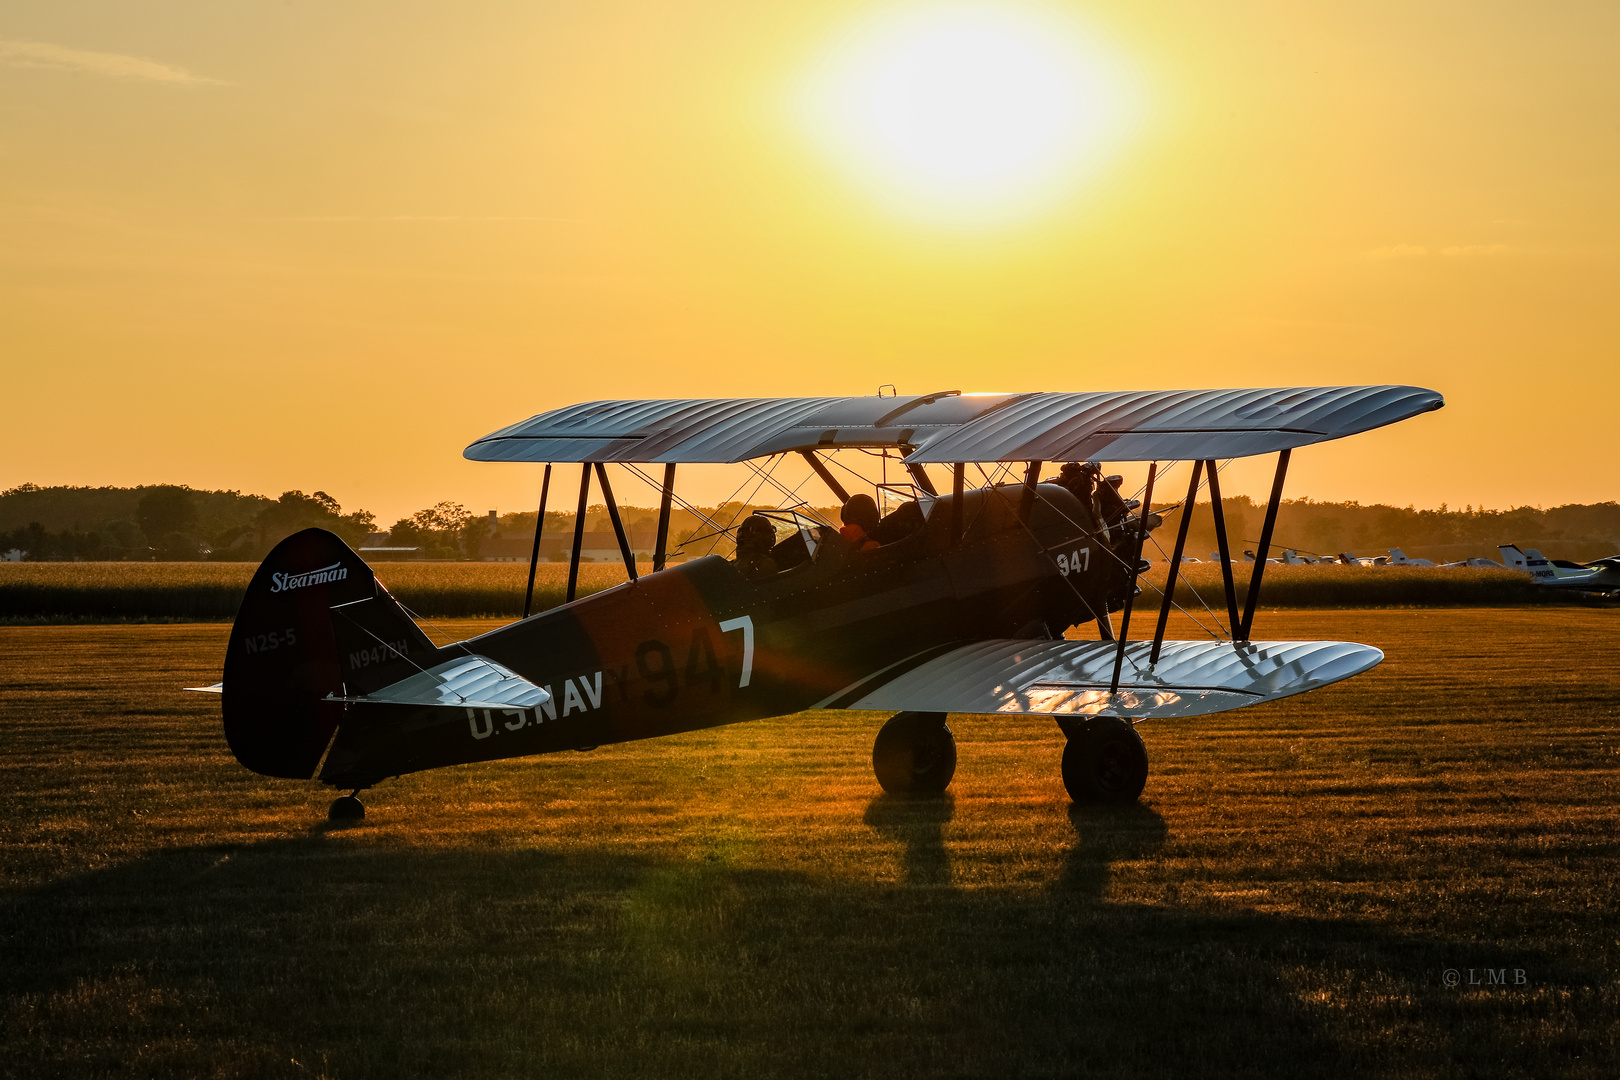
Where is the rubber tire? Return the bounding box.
[328,795,365,823]
[872,712,957,795]
[1062,718,1148,805]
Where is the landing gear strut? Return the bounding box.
[1061,717,1148,804]
[872,711,956,795]
[328,790,366,823]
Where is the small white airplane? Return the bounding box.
[1439,556,1505,569]
[1499,544,1620,593]
[1385,548,1436,567]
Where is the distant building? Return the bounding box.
[480,536,536,562]
[2,548,23,562]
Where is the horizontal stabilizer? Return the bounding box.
[328,655,552,712]
[837,638,1383,720]
[185,682,223,693]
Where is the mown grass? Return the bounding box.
[1,609,1616,1078]
[0,560,1598,624]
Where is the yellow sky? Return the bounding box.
[2,1,1616,523]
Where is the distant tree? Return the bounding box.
[410,501,472,534]
[136,486,197,554]
[459,516,486,559]
[254,491,376,552]
[387,518,424,546]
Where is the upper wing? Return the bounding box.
[463,386,1442,465]
[818,638,1383,720]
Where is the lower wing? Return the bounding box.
[825,639,1382,720]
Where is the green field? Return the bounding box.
[0,560,1589,623]
[2,609,1616,1077]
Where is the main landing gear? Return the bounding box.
[1060,717,1148,804]
[872,711,957,795]
[869,712,1149,803]
[328,790,366,823]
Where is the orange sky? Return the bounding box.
[2,1,1616,522]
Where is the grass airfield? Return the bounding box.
[1,609,1617,1078]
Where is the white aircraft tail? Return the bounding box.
[1498,544,1530,571]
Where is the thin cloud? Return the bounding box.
[0,40,229,85]
[1440,244,1511,257]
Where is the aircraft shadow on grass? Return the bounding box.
[0,816,1601,1080]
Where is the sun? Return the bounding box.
[798,5,1139,225]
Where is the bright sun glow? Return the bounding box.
[799,5,1140,225]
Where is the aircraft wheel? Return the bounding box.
[872,711,956,795]
[1062,718,1148,804]
[328,795,365,823]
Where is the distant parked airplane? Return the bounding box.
[1385,548,1436,567]
[1499,544,1620,593]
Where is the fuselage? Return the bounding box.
[320,483,1138,788]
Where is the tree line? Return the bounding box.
[3,482,1617,563]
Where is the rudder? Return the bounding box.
[222,528,435,779]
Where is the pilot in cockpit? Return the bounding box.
[732,513,780,580]
[1056,461,1131,531]
[838,494,882,552]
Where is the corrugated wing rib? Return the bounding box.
[841,638,1384,720]
[464,386,1442,464]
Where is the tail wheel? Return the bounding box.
[872,711,957,795]
[1062,718,1148,804]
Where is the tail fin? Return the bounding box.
[1498,544,1528,570]
[222,528,436,779]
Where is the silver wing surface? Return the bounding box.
[327,656,553,711]
[823,639,1383,720]
[464,386,1443,464]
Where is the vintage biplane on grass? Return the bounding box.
[198,386,1442,822]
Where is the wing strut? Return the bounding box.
[1205,460,1242,635]
[1110,463,1157,693]
[652,463,676,573]
[1018,460,1043,524]
[566,464,591,603]
[594,463,638,582]
[799,450,849,504]
[1238,449,1290,641]
[950,463,965,545]
[904,461,938,496]
[522,463,552,619]
[1150,459,1203,665]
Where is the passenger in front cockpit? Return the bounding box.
[838,494,882,552]
[732,513,780,580]
[1056,461,1131,534]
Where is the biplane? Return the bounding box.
[195,386,1443,821]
